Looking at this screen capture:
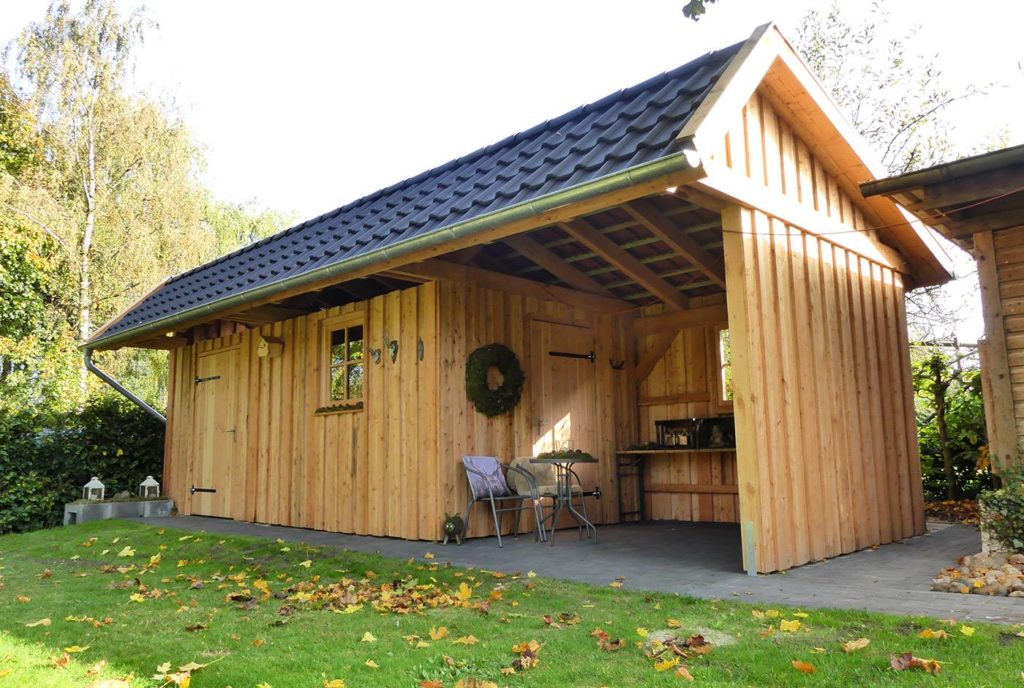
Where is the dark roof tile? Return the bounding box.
[92,41,742,344]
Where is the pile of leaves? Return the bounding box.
[282,575,479,615]
[925,500,980,525]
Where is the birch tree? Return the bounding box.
[11,0,214,398]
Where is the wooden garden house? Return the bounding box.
[863,144,1024,476]
[87,24,951,574]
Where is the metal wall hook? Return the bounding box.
[385,335,399,363]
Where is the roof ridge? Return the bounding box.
[168,41,742,285]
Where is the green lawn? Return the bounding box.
[0,521,1021,687]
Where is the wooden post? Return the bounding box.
[974,230,1019,473]
[722,205,761,575]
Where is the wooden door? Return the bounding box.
[529,321,599,495]
[190,349,239,518]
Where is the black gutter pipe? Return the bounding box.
[84,349,167,424]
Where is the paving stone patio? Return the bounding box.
[140,515,1024,624]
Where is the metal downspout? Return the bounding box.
[84,349,166,424]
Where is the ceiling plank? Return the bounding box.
[558,218,689,311]
[624,199,726,289]
[502,234,613,295]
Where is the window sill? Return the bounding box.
[314,401,364,416]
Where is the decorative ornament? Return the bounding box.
[442,512,465,545]
[465,343,524,417]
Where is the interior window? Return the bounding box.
[718,327,734,402]
[328,323,364,402]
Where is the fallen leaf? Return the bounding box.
[184,623,208,632]
[918,629,951,640]
[365,659,379,669]
[323,681,346,688]
[361,632,377,643]
[64,645,89,653]
[654,656,680,672]
[117,546,135,558]
[666,618,682,628]
[511,640,541,655]
[891,652,942,675]
[429,626,448,640]
[452,635,479,645]
[252,639,265,647]
[636,627,649,638]
[675,665,694,681]
[86,660,108,675]
[424,552,435,560]
[792,660,816,674]
[25,618,51,627]
[960,625,976,637]
[793,611,809,618]
[419,681,443,688]
[811,647,827,654]
[780,619,801,632]
[455,582,473,601]
[16,596,30,604]
[842,638,870,653]
[299,560,312,568]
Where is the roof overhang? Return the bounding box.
[680,24,953,288]
[861,144,1024,255]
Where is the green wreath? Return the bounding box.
[466,343,525,417]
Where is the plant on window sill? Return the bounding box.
[314,400,364,415]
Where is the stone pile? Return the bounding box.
[932,552,1024,597]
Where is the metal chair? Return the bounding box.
[461,455,546,547]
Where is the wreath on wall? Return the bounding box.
[466,343,525,417]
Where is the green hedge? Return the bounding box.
[0,396,164,534]
[980,466,1024,552]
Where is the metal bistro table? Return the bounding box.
[530,454,598,545]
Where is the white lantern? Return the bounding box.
[83,477,105,501]
[139,475,160,498]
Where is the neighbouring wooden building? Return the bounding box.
[88,24,952,574]
[863,144,1024,476]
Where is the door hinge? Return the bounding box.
[548,350,596,363]
[194,375,221,385]
[190,485,217,494]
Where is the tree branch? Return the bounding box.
[1,202,71,253]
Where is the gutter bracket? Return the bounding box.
[84,349,167,425]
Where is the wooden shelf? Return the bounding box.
[616,448,737,455]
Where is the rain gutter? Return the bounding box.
[84,349,167,424]
[87,150,702,351]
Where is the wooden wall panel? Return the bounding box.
[165,284,441,541]
[984,227,1024,469]
[723,206,923,573]
[632,295,739,524]
[435,281,634,539]
[715,85,924,573]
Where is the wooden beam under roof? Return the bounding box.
[557,218,690,310]
[624,199,726,289]
[222,304,307,324]
[386,259,634,314]
[502,233,613,295]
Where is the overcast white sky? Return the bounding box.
[2,0,1021,340]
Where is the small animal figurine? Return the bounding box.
[442,512,465,545]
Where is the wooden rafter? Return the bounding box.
[502,233,612,295]
[557,218,689,310]
[624,199,726,289]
